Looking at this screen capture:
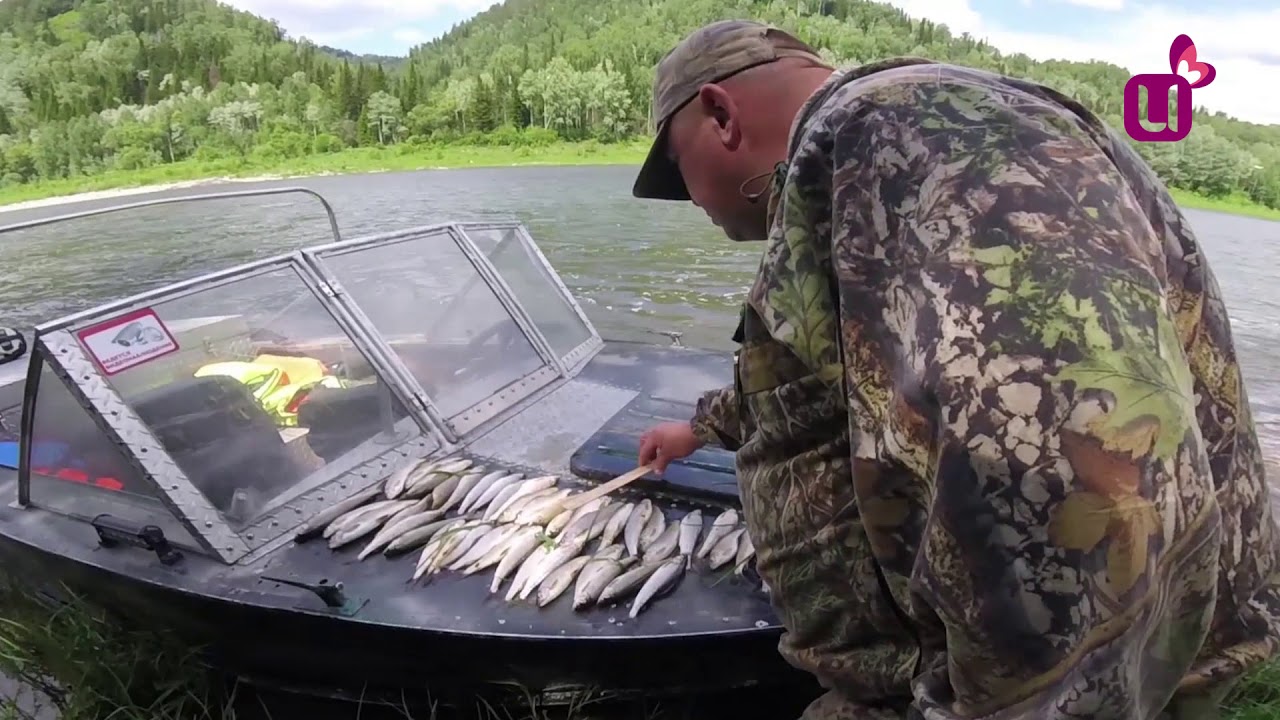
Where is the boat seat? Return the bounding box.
[297,382,410,463]
[131,374,304,513]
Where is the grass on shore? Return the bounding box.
[1168,189,1280,223]
[1,140,1278,224]
[0,141,652,209]
[0,576,1276,720]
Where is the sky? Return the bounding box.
[219,0,1280,126]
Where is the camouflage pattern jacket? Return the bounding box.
[689,58,1280,719]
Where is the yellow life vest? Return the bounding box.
[194,355,346,426]
[194,361,285,404]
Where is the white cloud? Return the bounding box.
[884,1,1280,126]
[221,0,498,52]
[1059,0,1125,11]
[225,0,493,21]
[392,29,430,46]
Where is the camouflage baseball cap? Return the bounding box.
[632,20,823,201]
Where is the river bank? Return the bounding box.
[0,139,1278,223]
[0,141,650,214]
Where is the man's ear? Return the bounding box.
[696,83,741,150]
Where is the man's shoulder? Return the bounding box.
[804,58,1076,129]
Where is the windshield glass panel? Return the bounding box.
[463,225,594,362]
[65,262,428,531]
[316,229,547,419]
[26,362,202,549]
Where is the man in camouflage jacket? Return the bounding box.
[633,18,1280,720]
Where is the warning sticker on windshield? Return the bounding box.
[76,307,179,376]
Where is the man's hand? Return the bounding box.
[638,421,705,475]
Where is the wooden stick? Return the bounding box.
[562,464,654,511]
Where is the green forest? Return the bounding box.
[1,0,1278,211]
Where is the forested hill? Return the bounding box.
[1,0,1278,211]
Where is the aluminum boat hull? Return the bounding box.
[0,340,818,709]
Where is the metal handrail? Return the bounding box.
[0,186,342,242]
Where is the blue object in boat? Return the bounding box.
[0,440,71,470]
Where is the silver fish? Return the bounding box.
[483,482,525,521]
[439,470,487,514]
[328,499,417,549]
[517,532,589,601]
[436,521,495,570]
[489,477,559,521]
[549,499,603,538]
[327,498,416,538]
[642,523,680,564]
[357,508,445,560]
[465,472,524,513]
[566,497,608,528]
[506,539,558,602]
[294,486,380,541]
[535,555,592,608]
[494,490,550,524]
[696,508,740,559]
[433,458,474,475]
[629,555,685,619]
[545,509,575,536]
[430,474,462,510]
[587,501,623,539]
[598,559,664,605]
[490,525,545,593]
[678,510,703,561]
[572,546,632,610]
[558,506,606,546]
[598,502,634,548]
[707,527,746,570]
[495,487,560,523]
[383,457,429,499]
[734,532,756,575]
[383,516,461,555]
[385,497,433,529]
[328,517,384,549]
[515,489,576,526]
[418,454,462,474]
[450,523,516,571]
[457,470,510,513]
[415,521,479,579]
[324,498,403,538]
[623,499,654,556]
[462,525,522,575]
[403,470,452,498]
[638,508,666,550]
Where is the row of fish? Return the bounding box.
[294,454,759,618]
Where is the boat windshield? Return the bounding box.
[27,257,436,560]
[305,222,598,435]
[16,196,603,564]
[461,224,596,369]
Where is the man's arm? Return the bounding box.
[689,384,742,451]
[825,72,1221,717]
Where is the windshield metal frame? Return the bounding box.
[6,187,608,564]
[451,221,604,375]
[302,222,567,438]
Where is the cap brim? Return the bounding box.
[631,123,689,201]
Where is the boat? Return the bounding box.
[0,187,815,711]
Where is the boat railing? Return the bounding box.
[5,187,604,565]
